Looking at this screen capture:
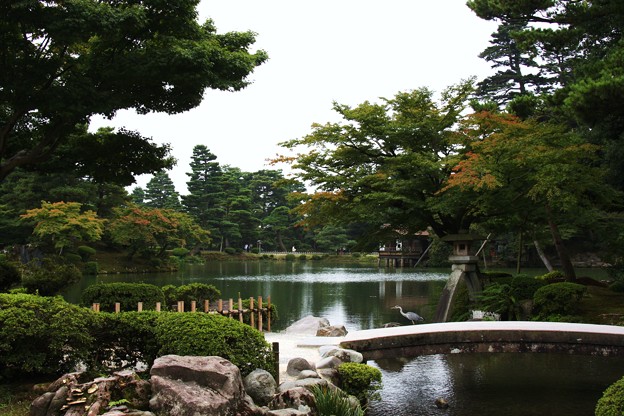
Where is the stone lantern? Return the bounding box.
[435,232,484,322]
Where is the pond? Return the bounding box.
[63,261,623,415]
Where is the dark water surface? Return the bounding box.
[64,262,623,415]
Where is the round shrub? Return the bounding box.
[171,283,221,309]
[284,254,296,261]
[298,254,307,261]
[610,281,624,293]
[0,293,95,380]
[90,311,160,373]
[596,375,624,416]
[311,255,322,261]
[21,257,82,296]
[0,260,20,292]
[533,282,586,319]
[81,282,165,312]
[337,362,382,404]
[155,312,275,377]
[77,245,96,261]
[224,247,236,255]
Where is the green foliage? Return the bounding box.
[298,254,307,261]
[20,201,105,254]
[510,274,547,300]
[155,312,275,377]
[425,238,452,267]
[64,253,83,264]
[595,375,624,416]
[0,294,94,380]
[81,282,165,312]
[536,270,565,281]
[285,254,296,261]
[309,384,364,416]
[337,362,382,404]
[21,257,82,296]
[311,255,323,260]
[0,260,20,292]
[224,247,237,255]
[90,311,160,372]
[83,261,99,275]
[166,283,221,309]
[77,245,97,261]
[533,282,587,319]
[477,283,519,320]
[171,247,190,257]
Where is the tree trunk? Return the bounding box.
[533,240,554,272]
[545,205,576,281]
[276,231,286,252]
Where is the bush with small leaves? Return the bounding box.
[510,275,547,300]
[298,254,307,261]
[83,261,99,275]
[533,282,586,319]
[21,257,82,296]
[224,247,236,255]
[0,293,95,380]
[337,362,382,404]
[596,375,624,416]
[90,311,160,372]
[536,270,565,281]
[172,283,221,309]
[155,312,276,377]
[81,282,165,312]
[171,247,190,257]
[285,254,296,261]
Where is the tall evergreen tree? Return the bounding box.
[183,145,225,249]
[144,171,181,210]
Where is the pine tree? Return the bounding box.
[144,171,181,210]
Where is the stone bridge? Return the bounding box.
[338,321,624,360]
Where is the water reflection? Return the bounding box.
[368,353,624,416]
[63,262,449,331]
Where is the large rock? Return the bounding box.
[316,325,348,337]
[149,355,261,416]
[244,369,277,407]
[283,316,330,335]
[268,387,315,411]
[286,358,314,377]
[321,347,363,363]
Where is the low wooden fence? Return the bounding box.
[91,295,272,332]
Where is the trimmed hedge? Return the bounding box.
[337,362,382,404]
[161,283,221,309]
[533,282,586,319]
[0,293,95,380]
[155,312,275,377]
[1,294,278,380]
[82,282,165,312]
[596,375,624,416]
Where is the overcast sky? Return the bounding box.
[90,0,498,194]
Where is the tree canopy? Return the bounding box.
[0,0,267,181]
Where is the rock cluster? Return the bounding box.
[29,346,362,416]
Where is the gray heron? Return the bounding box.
[392,305,424,324]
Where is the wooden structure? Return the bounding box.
[91,295,272,332]
[378,231,430,267]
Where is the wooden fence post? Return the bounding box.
[204,299,210,313]
[137,302,143,312]
[250,297,255,328]
[115,303,120,314]
[92,303,100,313]
[156,302,161,312]
[218,299,223,315]
[238,297,243,322]
[229,299,234,318]
[258,296,263,332]
[178,301,184,312]
[191,300,196,312]
[272,342,280,385]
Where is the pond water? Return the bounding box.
[63,261,624,415]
